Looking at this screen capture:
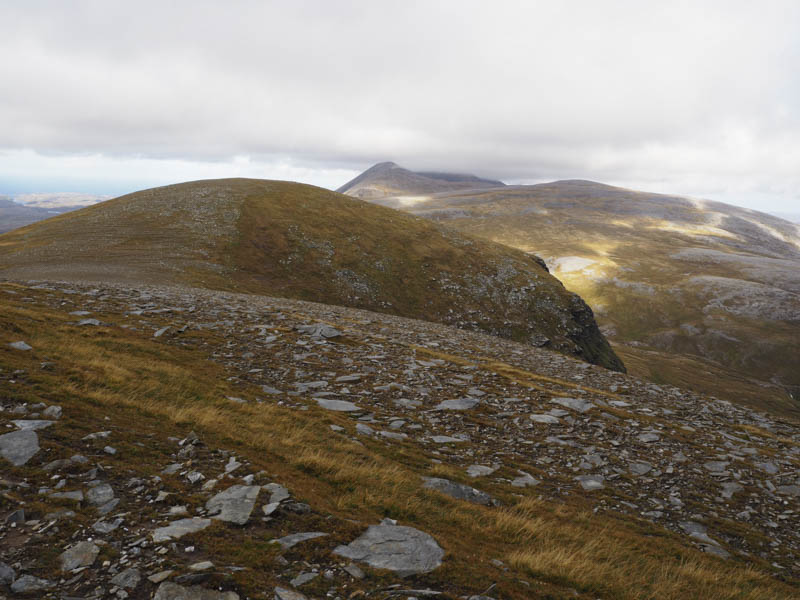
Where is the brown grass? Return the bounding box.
[1,285,797,599]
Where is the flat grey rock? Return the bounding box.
[42,405,62,419]
[12,419,55,431]
[530,413,560,424]
[274,588,308,600]
[110,568,141,589]
[11,574,54,593]
[777,485,800,496]
[422,477,493,505]
[50,490,84,502]
[154,582,239,600]
[333,522,444,576]
[575,475,605,491]
[336,374,362,383]
[77,318,101,326]
[86,483,115,506]
[296,324,342,338]
[264,483,291,504]
[629,461,653,475]
[274,532,328,549]
[637,432,660,443]
[60,541,100,571]
[206,485,260,525]
[0,429,39,466]
[434,398,480,411]
[466,465,497,478]
[703,461,729,473]
[8,341,32,351]
[0,561,15,585]
[511,471,540,487]
[316,398,360,412]
[430,435,464,443]
[551,397,594,413]
[721,482,744,499]
[152,517,212,542]
[289,572,318,587]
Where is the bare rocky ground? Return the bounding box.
[1,280,799,599]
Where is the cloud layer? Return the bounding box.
[1,1,799,210]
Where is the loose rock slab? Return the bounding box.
[551,397,595,413]
[274,532,328,549]
[422,477,493,505]
[206,485,260,525]
[434,398,480,411]
[333,522,444,576]
[12,419,55,431]
[316,399,360,412]
[152,517,212,542]
[0,429,40,466]
[60,541,100,571]
[154,582,239,600]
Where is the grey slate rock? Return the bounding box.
[152,517,212,542]
[8,341,32,351]
[153,582,239,599]
[422,477,493,505]
[0,561,15,585]
[296,324,342,338]
[11,574,55,593]
[466,465,498,478]
[110,567,141,589]
[511,471,540,488]
[333,522,444,576]
[434,398,480,411]
[289,572,318,587]
[206,484,260,525]
[575,475,605,491]
[42,405,62,419]
[551,397,595,413]
[629,461,653,476]
[0,429,39,466]
[273,532,328,549]
[530,413,560,424]
[264,483,290,503]
[316,399,360,412]
[11,419,55,431]
[274,588,308,600]
[86,483,115,506]
[59,541,100,571]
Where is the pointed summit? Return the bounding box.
[336,162,504,199]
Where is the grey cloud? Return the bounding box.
[0,1,799,210]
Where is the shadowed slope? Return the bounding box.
[0,178,623,371]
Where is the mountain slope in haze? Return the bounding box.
[0,194,100,234]
[342,165,800,415]
[337,161,505,200]
[0,178,623,371]
[0,196,63,234]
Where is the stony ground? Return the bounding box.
[1,280,799,599]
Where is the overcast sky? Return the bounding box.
[1,1,799,212]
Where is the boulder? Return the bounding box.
[333,521,444,576]
[422,477,493,505]
[0,429,39,466]
[152,518,212,542]
[206,485,260,525]
[153,582,239,600]
[59,541,100,571]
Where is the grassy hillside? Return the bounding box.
[344,170,800,415]
[0,178,622,371]
[1,281,797,599]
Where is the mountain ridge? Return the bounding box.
[339,163,800,415]
[0,177,623,371]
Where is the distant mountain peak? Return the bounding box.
[337,161,505,199]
